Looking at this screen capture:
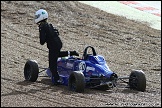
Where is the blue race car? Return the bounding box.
[24,46,146,93]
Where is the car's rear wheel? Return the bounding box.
[68,71,85,93]
[24,60,39,82]
[129,70,146,92]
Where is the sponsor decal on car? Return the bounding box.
[86,66,95,72]
[66,62,73,69]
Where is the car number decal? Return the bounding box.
[78,61,86,71]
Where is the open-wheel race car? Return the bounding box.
[24,46,146,93]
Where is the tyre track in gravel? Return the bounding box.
[2,77,160,107]
[1,1,161,107]
[2,76,106,107]
[2,35,47,59]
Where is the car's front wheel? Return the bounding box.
[68,71,85,93]
[129,70,146,92]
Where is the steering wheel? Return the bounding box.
[82,46,97,60]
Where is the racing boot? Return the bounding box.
[51,76,61,85]
[69,51,79,56]
[51,74,60,86]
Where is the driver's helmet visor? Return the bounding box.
[35,14,41,19]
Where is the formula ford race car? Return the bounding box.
[24,46,146,93]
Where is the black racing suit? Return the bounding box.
[39,22,68,82]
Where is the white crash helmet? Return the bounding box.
[35,9,48,24]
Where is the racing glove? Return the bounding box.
[69,51,79,56]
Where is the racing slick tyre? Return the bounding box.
[24,60,39,82]
[68,71,85,93]
[129,70,146,92]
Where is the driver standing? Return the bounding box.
[34,9,79,85]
